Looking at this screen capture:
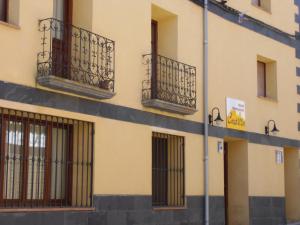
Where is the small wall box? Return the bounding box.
[275,150,284,164]
[217,141,224,153]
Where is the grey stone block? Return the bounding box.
[251,217,273,225]
[107,211,127,225]
[173,210,189,223]
[126,210,154,224]
[64,212,89,225]
[154,210,174,224]
[88,211,107,225]
[142,99,197,115]
[37,75,115,100]
[133,196,152,210]
[249,197,286,225]
[186,196,204,209]
[94,195,135,211]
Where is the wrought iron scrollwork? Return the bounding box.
[37,18,115,92]
[142,54,196,109]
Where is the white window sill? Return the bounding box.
[251,4,272,14]
[257,95,278,103]
[0,20,20,30]
[0,207,95,213]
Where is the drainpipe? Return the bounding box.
[203,0,209,225]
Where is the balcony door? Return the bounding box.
[52,0,73,79]
[151,20,158,99]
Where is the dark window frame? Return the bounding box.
[151,19,158,99]
[52,0,73,79]
[0,0,8,22]
[0,115,73,207]
[257,61,267,98]
[152,132,185,208]
[0,108,94,209]
[252,0,262,7]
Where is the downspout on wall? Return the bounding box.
[203,0,209,225]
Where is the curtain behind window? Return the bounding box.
[3,121,23,200]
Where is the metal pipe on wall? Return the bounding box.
[203,0,209,224]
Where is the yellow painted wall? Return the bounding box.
[285,148,300,222]
[208,137,224,196]
[208,11,300,140]
[226,0,298,34]
[0,0,52,87]
[0,100,205,196]
[152,4,178,59]
[0,0,298,200]
[248,143,285,196]
[0,0,298,140]
[73,0,93,30]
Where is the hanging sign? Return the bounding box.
[226,97,246,131]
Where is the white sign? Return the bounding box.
[217,141,223,153]
[275,150,284,164]
[226,97,246,131]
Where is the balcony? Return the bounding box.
[142,54,197,115]
[37,18,115,99]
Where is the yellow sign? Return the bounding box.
[226,98,246,131]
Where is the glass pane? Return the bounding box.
[53,0,64,21]
[0,0,7,22]
[27,124,46,200]
[51,127,67,200]
[3,121,24,200]
[53,0,64,40]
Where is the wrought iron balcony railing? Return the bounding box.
[142,54,196,112]
[37,18,115,96]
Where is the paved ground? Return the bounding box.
[287,222,300,225]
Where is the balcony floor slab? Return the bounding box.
[142,99,197,115]
[37,75,115,100]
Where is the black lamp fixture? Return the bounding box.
[265,120,280,136]
[209,107,224,126]
[220,0,228,4]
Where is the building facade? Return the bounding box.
[0,0,299,225]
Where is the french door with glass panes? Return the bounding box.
[0,117,72,207]
[52,0,73,78]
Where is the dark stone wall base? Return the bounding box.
[0,195,225,225]
[0,195,287,225]
[249,196,286,225]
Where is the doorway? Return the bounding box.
[224,142,229,225]
[284,147,300,223]
[151,19,158,99]
[52,0,73,78]
[223,140,249,225]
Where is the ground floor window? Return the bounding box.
[0,107,93,208]
[152,132,185,207]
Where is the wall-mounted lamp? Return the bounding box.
[219,0,228,4]
[265,120,280,136]
[209,107,224,126]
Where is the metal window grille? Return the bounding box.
[143,54,196,109]
[37,18,115,92]
[0,107,94,208]
[152,132,185,207]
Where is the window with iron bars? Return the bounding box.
[0,107,94,208]
[152,132,185,207]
